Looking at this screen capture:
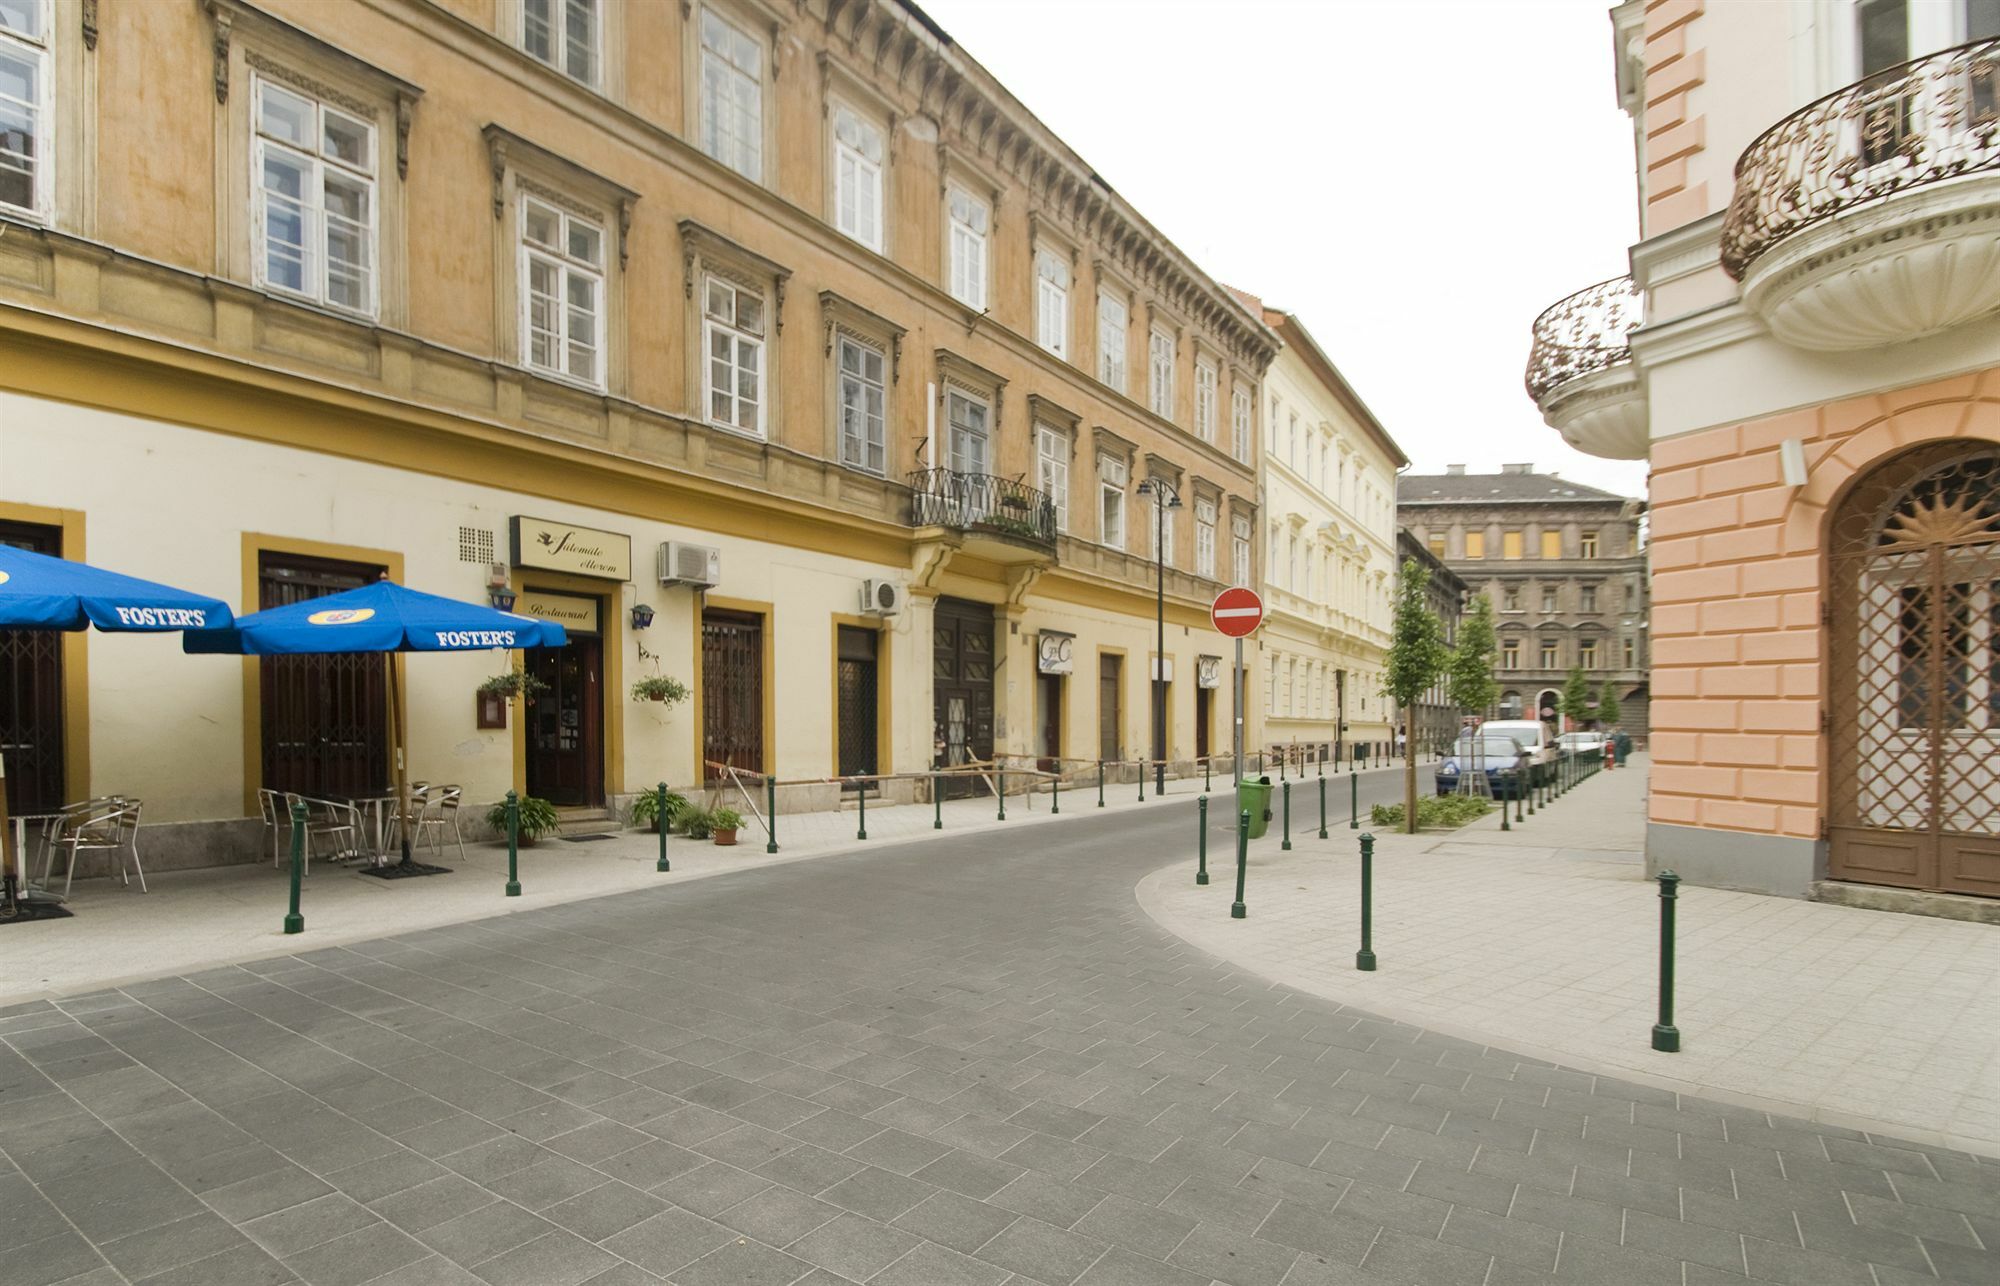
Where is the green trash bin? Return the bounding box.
[1236,776,1273,839]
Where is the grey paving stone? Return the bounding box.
[1434,1204,1559,1273]
[539,1183,667,1242]
[890,1189,1021,1255]
[414,1201,554,1268]
[1623,1206,1749,1273]
[243,1194,381,1258]
[974,1215,1110,1284]
[132,1240,298,1286]
[870,1239,1010,1286]
[784,1212,920,1281]
[1168,1221,1301,1286]
[3,1232,112,1286]
[1548,1232,1683,1284]
[281,1222,432,1286]
[649,1161,774,1217]
[716,1183,844,1245]
[463,1230,618,1286]
[1254,1199,1381,1263]
[1357,1226,1493,1286]
[369,1175,499,1235]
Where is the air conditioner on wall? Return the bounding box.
[658,541,721,588]
[861,580,904,616]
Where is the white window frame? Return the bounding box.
[0,0,49,221]
[698,5,763,182]
[522,0,599,85]
[945,387,990,475]
[252,74,380,317]
[831,101,885,252]
[1194,359,1217,444]
[1097,289,1127,390]
[1230,387,1251,463]
[836,332,887,475]
[1195,498,1217,579]
[703,273,767,436]
[1035,248,1069,358]
[1148,326,1175,418]
[946,182,988,309]
[1149,500,1176,568]
[1099,455,1128,550]
[1036,426,1070,533]
[519,195,606,389]
[1232,515,1251,586]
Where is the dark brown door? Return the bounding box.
[527,625,603,807]
[1830,447,2000,898]
[836,625,879,784]
[702,608,764,780]
[1099,654,1122,763]
[1195,687,1212,761]
[932,598,993,798]
[1037,673,1062,772]
[1151,679,1169,765]
[259,552,387,799]
[0,521,65,815]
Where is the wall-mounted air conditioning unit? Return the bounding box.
[658,541,721,588]
[861,579,904,616]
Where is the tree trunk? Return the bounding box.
[1404,738,1418,835]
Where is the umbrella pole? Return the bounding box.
[389,655,413,868]
[0,754,16,918]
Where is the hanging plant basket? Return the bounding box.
[478,671,549,703]
[630,675,691,705]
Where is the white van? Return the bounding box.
[1481,720,1558,786]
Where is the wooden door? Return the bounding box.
[527,631,602,807]
[932,598,993,798]
[0,522,64,815]
[258,552,387,799]
[1098,654,1122,763]
[836,625,879,783]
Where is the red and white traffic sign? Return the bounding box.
[1210,587,1264,638]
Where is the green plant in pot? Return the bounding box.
[630,675,691,705]
[629,789,689,834]
[680,807,714,840]
[485,795,561,846]
[479,671,550,703]
[711,807,743,846]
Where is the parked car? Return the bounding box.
[1436,732,1532,799]
[1481,720,1559,786]
[1557,731,1605,753]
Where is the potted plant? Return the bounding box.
[711,807,742,846]
[479,671,549,703]
[485,794,561,846]
[629,789,689,834]
[680,806,714,841]
[630,675,691,706]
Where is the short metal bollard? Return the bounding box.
[1356,832,1378,971]
[1138,760,1145,802]
[655,782,670,872]
[1515,780,1526,825]
[997,768,1006,821]
[1318,775,1329,840]
[1051,772,1060,815]
[1097,759,1106,808]
[1204,757,1211,793]
[934,773,944,830]
[1652,870,1681,1053]
[765,777,778,854]
[1281,781,1292,852]
[504,790,521,897]
[1196,795,1209,885]
[1348,773,1358,830]
[1526,771,1536,816]
[1230,808,1249,919]
[856,782,868,840]
[283,800,306,934]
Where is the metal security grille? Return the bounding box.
[0,521,64,815]
[836,626,878,782]
[702,608,763,780]
[932,598,993,798]
[1099,654,1122,763]
[259,553,389,799]
[1830,447,2000,898]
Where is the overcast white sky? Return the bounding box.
[922,0,1649,499]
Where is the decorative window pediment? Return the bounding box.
[484,124,637,266]
[680,217,790,329]
[819,290,904,383]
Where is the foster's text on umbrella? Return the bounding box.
[113,606,209,627]
[434,629,517,648]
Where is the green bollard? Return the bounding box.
[934,773,944,830]
[1349,773,1358,830]
[1515,777,1526,825]
[283,800,306,934]
[1051,772,1060,815]
[1356,832,1378,971]
[1526,769,1536,816]
[1097,760,1105,808]
[655,782,670,872]
[1652,870,1681,1053]
[1279,752,1286,783]
[1500,783,1511,831]
[1196,795,1209,886]
[1318,775,1328,840]
[1204,756,1211,793]
[504,790,521,897]
[766,777,779,854]
[1230,809,1249,919]
[1281,781,1292,852]
[997,767,1006,821]
[857,782,867,840]
[1138,760,1145,802]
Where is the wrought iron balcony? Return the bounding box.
[1721,37,2000,348]
[1524,276,1647,460]
[908,468,1058,553]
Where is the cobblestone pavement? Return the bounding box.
[2,793,1995,1285]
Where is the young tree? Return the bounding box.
[1597,681,1621,728]
[1447,593,1499,727]
[1562,666,1594,730]
[1383,559,1449,833]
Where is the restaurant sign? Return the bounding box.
[1196,655,1222,689]
[510,516,631,580]
[516,590,600,635]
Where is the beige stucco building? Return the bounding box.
[0,0,1277,865]
[1233,296,1405,762]
[1528,0,2000,904]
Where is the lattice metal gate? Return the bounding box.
[0,521,64,815]
[836,625,878,782]
[1829,447,2000,898]
[702,609,764,780]
[259,553,388,799]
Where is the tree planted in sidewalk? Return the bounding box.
[1561,666,1593,729]
[1447,593,1499,726]
[1384,559,1449,834]
[1597,680,1621,727]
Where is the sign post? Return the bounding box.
[1210,588,1265,789]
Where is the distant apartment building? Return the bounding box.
[1524,1,2000,902]
[1397,466,1650,740]
[1396,529,1468,754]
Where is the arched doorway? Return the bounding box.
[1828,445,2000,898]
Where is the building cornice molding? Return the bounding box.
[1628,210,1726,294]
[1627,298,1766,369]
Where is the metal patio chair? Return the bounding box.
[411,785,466,862]
[47,797,145,895]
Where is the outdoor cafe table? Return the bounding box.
[324,791,402,866]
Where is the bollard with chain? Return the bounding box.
[857,782,868,840]
[504,790,521,897]
[1281,781,1292,852]
[766,777,778,854]
[1196,795,1209,885]
[1318,775,1328,840]
[1652,870,1681,1053]
[655,782,670,872]
[1230,808,1249,919]
[1356,832,1378,971]
[283,800,306,934]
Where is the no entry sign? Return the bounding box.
[1211,587,1264,638]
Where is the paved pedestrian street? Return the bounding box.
[2,793,1995,1286]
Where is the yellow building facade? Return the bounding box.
[0,0,1274,862]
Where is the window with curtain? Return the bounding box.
[703,275,765,432]
[523,0,598,84]
[1036,426,1069,532]
[522,197,604,387]
[0,0,49,216]
[836,334,885,474]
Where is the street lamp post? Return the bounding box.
[1136,477,1182,796]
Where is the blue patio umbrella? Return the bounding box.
[0,545,234,919]
[185,580,566,870]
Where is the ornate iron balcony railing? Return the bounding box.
[908,468,1058,549]
[1721,36,2000,278]
[1524,275,1642,403]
